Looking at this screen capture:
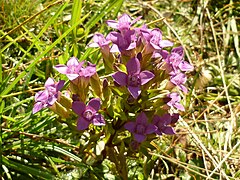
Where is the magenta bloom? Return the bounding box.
[165,46,193,74]
[153,114,179,135]
[107,30,137,53]
[166,92,185,111]
[112,57,155,99]
[106,13,141,34]
[33,78,65,114]
[140,28,173,53]
[170,73,188,93]
[72,98,105,130]
[124,112,157,143]
[88,33,111,55]
[54,57,96,81]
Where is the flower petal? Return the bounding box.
[110,44,120,53]
[171,46,184,57]
[179,61,194,72]
[162,126,175,135]
[112,71,127,86]
[128,86,141,99]
[88,98,101,112]
[47,95,57,106]
[133,133,146,142]
[136,112,148,125]
[124,122,136,133]
[33,102,45,114]
[106,20,118,29]
[174,102,185,111]
[67,57,80,67]
[160,40,173,48]
[35,90,48,102]
[45,78,55,87]
[77,117,90,130]
[72,101,86,115]
[139,70,155,85]
[66,74,79,81]
[146,124,157,134]
[54,65,68,74]
[92,114,105,126]
[126,57,140,75]
[56,80,65,92]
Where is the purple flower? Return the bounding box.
[153,114,179,135]
[112,57,155,99]
[54,57,96,81]
[72,98,105,130]
[33,78,65,114]
[124,112,157,143]
[106,13,141,34]
[166,92,185,111]
[140,28,173,54]
[170,73,188,93]
[88,33,111,48]
[107,30,137,53]
[165,46,193,74]
[88,33,111,56]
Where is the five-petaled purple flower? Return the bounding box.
[140,28,173,54]
[166,92,185,111]
[54,57,96,81]
[72,98,105,130]
[124,112,157,143]
[106,13,141,34]
[153,113,179,135]
[88,33,111,56]
[164,46,193,75]
[112,57,155,99]
[33,78,65,114]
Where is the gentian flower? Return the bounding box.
[165,46,193,74]
[153,113,179,135]
[124,112,157,143]
[54,57,96,81]
[54,57,84,81]
[106,13,141,34]
[88,33,111,56]
[140,28,173,54]
[170,73,188,93]
[166,92,185,111]
[33,78,65,114]
[112,57,155,99]
[107,30,137,53]
[72,98,105,130]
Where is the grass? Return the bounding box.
[0,0,240,179]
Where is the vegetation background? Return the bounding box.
[0,0,239,179]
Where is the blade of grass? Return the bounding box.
[1,0,70,93]
[44,145,83,163]
[0,13,90,98]
[85,0,124,31]
[2,155,55,179]
[0,0,65,40]
[71,0,82,56]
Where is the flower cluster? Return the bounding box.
[33,14,193,145]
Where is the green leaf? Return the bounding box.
[2,156,55,179]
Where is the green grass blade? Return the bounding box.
[85,0,124,31]
[2,156,55,179]
[1,0,70,91]
[0,13,90,98]
[44,145,83,163]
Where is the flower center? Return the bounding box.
[136,124,145,134]
[83,109,93,121]
[128,74,141,87]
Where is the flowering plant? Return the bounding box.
[33,13,193,178]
